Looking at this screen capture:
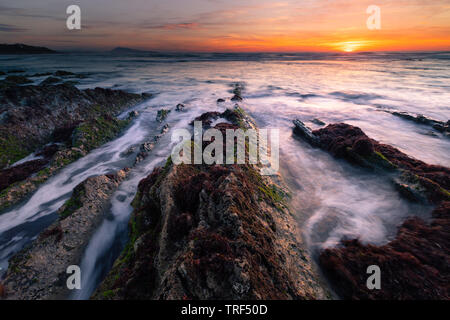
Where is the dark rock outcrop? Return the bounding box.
[320,201,450,300]
[388,111,449,137]
[156,109,171,122]
[94,108,327,300]
[0,159,48,192]
[0,81,145,212]
[0,82,144,169]
[0,44,57,55]
[293,120,450,300]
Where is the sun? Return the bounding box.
[334,41,364,53]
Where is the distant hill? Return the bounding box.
[0,43,57,54]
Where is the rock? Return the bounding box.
[7,70,25,74]
[54,70,75,77]
[297,122,450,200]
[0,159,48,192]
[28,72,52,77]
[352,137,374,156]
[0,83,144,212]
[293,119,320,146]
[40,77,61,86]
[175,103,185,111]
[0,82,144,170]
[140,142,154,153]
[217,98,225,103]
[190,111,221,126]
[161,124,169,134]
[230,83,244,101]
[311,118,325,126]
[1,170,128,300]
[291,120,450,300]
[421,130,438,137]
[94,107,327,300]
[156,109,171,122]
[391,111,449,135]
[141,92,152,99]
[127,110,139,119]
[0,283,5,298]
[319,201,450,300]
[3,75,32,85]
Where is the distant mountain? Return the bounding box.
[0,43,57,54]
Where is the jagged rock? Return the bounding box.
[292,120,450,300]
[0,94,140,210]
[161,124,169,134]
[141,93,152,99]
[156,109,171,122]
[94,108,327,300]
[293,120,320,146]
[54,70,75,77]
[320,201,450,300]
[175,103,185,111]
[7,70,25,74]
[0,82,144,170]
[3,75,32,85]
[217,98,225,103]
[140,142,154,153]
[311,118,325,126]
[40,77,61,86]
[127,110,139,119]
[0,283,5,298]
[190,111,221,126]
[390,111,449,137]
[1,170,129,300]
[293,122,449,202]
[230,83,244,101]
[0,159,48,192]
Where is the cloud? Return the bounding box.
[0,5,63,21]
[143,22,201,30]
[0,23,27,32]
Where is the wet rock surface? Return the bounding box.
[94,108,327,300]
[388,111,450,138]
[0,81,146,212]
[0,82,145,169]
[293,120,450,300]
[1,170,129,300]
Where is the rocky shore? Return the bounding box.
[0,111,171,300]
[293,119,450,299]
[0,78,148,212]
[1,170,128,299]
[93,107,327,300]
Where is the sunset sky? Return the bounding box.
[1,0,449,52]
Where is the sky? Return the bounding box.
[0,0,449,52]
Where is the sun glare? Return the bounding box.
[340,41,362,52]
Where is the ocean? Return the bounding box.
[0,51,449,298]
